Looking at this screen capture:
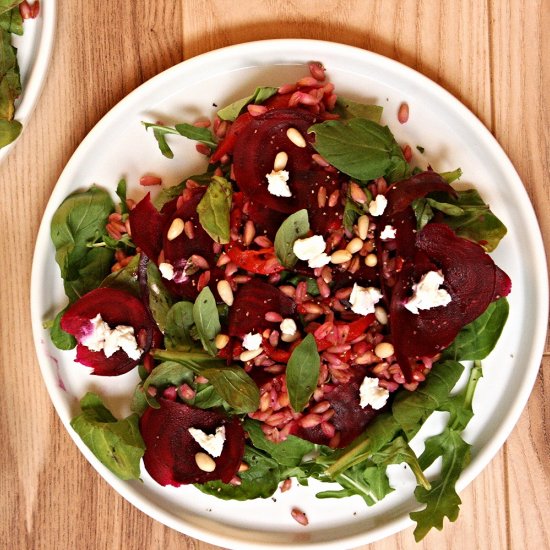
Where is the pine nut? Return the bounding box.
[238,462,249,472]
[365,253,378,267]
[346,237,364,254]
[375,306,388,325]
[240,348,263,362]
[330,250,353,264]
[273,151,288,171]
[217,280,234,306]
[350,182,368,203]
[286,127,306,148]
[167,218,184,241]
[195,452,216,472]
[243,220,256,246]
[374,342,395,359]
[215,334,230,349]
[356,215,369,240]
[281,332,300,343]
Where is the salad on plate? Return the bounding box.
[47,61,511,541]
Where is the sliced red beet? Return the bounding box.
[61,288,159,376]
[390,223,512,373]
[228,279,296,337]
[140,399,245,486]
[292,380,382,447]
[210,112,253,163]
[128,193,165,262]
[232,109,319,213]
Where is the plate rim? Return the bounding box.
[30,38,549,549]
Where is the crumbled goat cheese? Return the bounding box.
[368,194,388,216]
[380,225,397,240]
[293,235,330,268]
[359,376,390,410]
[280,318,297,336]
[405,270,452,314]
[159,262,175,281]
[81,314,142,360]
[266,169,291,197]
[243,331,262,351]
[188,426,226,458]
[349,284,383,315]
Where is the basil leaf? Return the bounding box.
[196,176,232,244]
[334,97,383,123]
[197,446,280,499]
[440,189,507,252]
[309,118,409,182]
[193,287,221,355]
[201,366,260,414]
[51,186,115,302]
[286,334,320,412]
[165,301,196,350]
[217,86,278,121]
[274,209,310,268]
[70,392,145,481]
[442,298,509,361]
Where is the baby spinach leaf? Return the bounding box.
[442,298,509,361]
[70,392,145,481]
[141,361,194,409]
[286,334,320,412]
[217,86,278,121]
[197,446,280,500]
[410,428,471,541]
[49,308,76,350]
[274,209,310,268]
[100,254,140,297]
[244,419,314,467]
[196,176,232,244]
[334,97,383,123]
[164,301,196,349]
[193,287,221,355]
[192,383,225,409]
[309,118,409,182]
[440,189,507,252]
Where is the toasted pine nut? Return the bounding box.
[238,462,249,472]
[195,452,216,472]
[215,334,230,349]
[346,237,364,254]
[167,218,184,241]
[357,215,369,240]
[375,342,395,359]
[273,151,288,171]
[330,250,353,264]
[286,127,306,148]
[281,332,300,343]
[375,306,388,325]
[240,348,263,362]
[365,253,378,267]
[217,280,234,306]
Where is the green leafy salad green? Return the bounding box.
[48,63,511,542]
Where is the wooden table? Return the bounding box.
[1,1,548,549]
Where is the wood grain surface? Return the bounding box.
[1,1,548,549]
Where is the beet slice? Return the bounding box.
[140,399,245,486]
[128,193,165,262]
[390,223,512,371]
[293,380,381,447]
[232,109,319,213]
[61,287,158,376]
[228,279,295,337]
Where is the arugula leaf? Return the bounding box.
[309,118,409,182]
[192,383,225,409]
[442,298,509,361]
[244,419,314,467]
[164,300,196,350]
[70,392,145,481]
[145,261,173,332]
[217,86,278,121]
[412,196,464,230]
[274,209,310,268]
[197,446,280,500]
[439,168,463,184]
[333,97,383,123]
[100,254,140,297]
[143,122,217,158]
[196,176,232,244]
[115,179,129,214]
[286,334,320,413]
[193,287,221,355]
[342,196,365,232]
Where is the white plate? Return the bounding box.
[0,0,56,163]
[30,39,549,549]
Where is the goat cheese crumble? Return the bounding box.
[380,225,397,240]
[159,262,175,281]
[81,314,142,360]
[266,169,291,197]
[293,235,330,268]
[359,376,390,410]
[405,270,452,314]
[349,283,383,315]
[368,194,388,216]
[243,331,262,351]
[280,318,297,336]
[188,426,226,458]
